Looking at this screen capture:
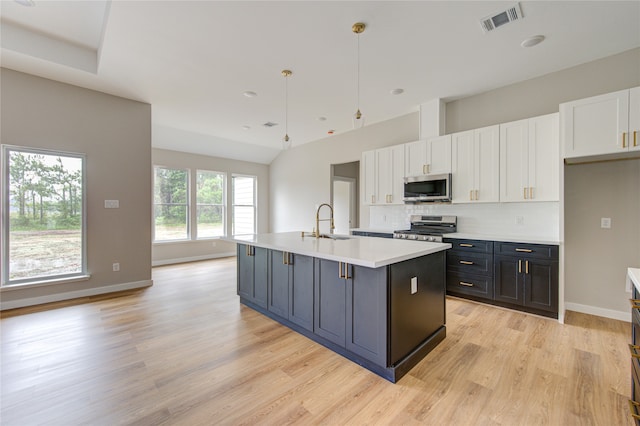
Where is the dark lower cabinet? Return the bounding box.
[237,244,268,308]
[444,238,494,300]
[314,259,347,346]
[268,250,314,331]
[632,288,640,424]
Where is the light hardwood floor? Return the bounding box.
[1,258,633,425]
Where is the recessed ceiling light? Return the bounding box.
[242,125,251,130]
[317,116,327,121]
[521,35,545,48]
[242,91,257,98]
[14,0,35,6]
[262,122,278,128]
[327,130,335,135]
[390,88,404,95]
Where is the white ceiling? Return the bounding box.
[1,1,639,164]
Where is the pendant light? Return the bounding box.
[282,69,292,150]
[352,22,366,129]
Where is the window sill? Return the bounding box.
[153,237,226,246]
[1,275,91,291]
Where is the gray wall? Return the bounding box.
[152,148,270,265]
[1,69,152,309]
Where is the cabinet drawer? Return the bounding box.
[446,272,493,299]
[495,242,558,260]
[447,251,492,276]
[444,238,493,254]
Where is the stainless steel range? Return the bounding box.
[393,215,457,242]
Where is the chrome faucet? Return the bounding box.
[315,203,335,237]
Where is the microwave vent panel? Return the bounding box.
[480,3,524,33]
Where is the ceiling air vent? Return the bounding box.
[480,3,523,33]
[262,122,278,128]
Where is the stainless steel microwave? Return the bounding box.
[403,173,452,203]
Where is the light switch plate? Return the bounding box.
[411,277,418,294]
[105,200,119,209]
[601,217,611,229]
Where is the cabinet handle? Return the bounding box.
[634,130,638,147]
[426,164,430,174]
[518,259,522,274]
[629,400,640,420]
[629,344,640,359]
[475,189,479,200]
[469,190,473,201]
[630,299,640,309]
[423,164,427,174]
[345,263,351,280]
[525,260,529,275]
[529,187,534,199]
[459,260,474,265]
[371,195,375,204]
[459,243,474,248]
[515,248,533,253]
[523,187,528,200]
[459,281,474,287]
[338,261,345,278]
[623,132,627,148]
[288,253,293,265]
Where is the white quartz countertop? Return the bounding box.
[443,232,560,245]
[629,268,640,292]
[222,232,451,268]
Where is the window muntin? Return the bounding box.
[232,175,256,236]
[153,167,189,241]
[196,170,225,238]
[2,145,86,285]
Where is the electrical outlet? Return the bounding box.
[112,263,120,272]
[601,217,611,229]
[516,216,524,225]
[411,277,418,294]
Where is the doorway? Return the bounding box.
[331,161,359,234]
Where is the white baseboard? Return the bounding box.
[152,252,236,267]
[0,280,153,311]
[565,302,630,322]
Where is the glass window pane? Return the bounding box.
[154,204,188,240]
[154,168,188,204]
[196,171,224,204]
[5,149,84,283]
[233,206,255,235]
[197,205,224,238]
[153,166,189,242]
[233,176,254,205]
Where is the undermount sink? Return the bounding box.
[301,231,350,240]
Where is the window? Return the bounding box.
[232,175,256,235]
[2,145,86,285]
[196,170,225,238]
[153,166,188,241]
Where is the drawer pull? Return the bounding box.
[630,344,640,359]
[459,243,474,248]
[515,248,533,253]
[629,400,640,420]
[518,259,522,274]
[459,261,474,265]
[459,281,474,287]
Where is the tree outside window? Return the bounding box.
[153,167,188,241]
[196,170,225,238]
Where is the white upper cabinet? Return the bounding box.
[500,113,559,202]
[376,145,405,204]
[361,145,405,206]
[561,87,640,161]
[404,135,452,177]
[452,125,499,203]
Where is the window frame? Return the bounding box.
[195,169,226,239]
[152,165,190,243]
[1,144,88,287]
[231,174,257,236]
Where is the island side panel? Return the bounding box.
[389,251,446,366]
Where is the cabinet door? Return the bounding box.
[562,89,630,158]
[475,125,500,203]
[361,150,376,205]
[500,119,529,202]
[494,255,524,305]
[405,140,428,177]
[630,87,640,153]
[237,244,253,299]
[268,250,290,318]
[451,130,475,203]
[524,259,558,313]
[346,265,387,366]
[528,113,559,201]
[389,145,405,204]
[376,145,404,204]
[253,247,268,308]
[426,135,452,175]
[289,253,314,332]
[314,259,346,346]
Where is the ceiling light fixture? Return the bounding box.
[282,69,292,150]
[521,35,545,48]
[390,88,404,95]
[352,22,366,129]
[242,91,257,98]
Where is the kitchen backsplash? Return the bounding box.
[369,202,560,240]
